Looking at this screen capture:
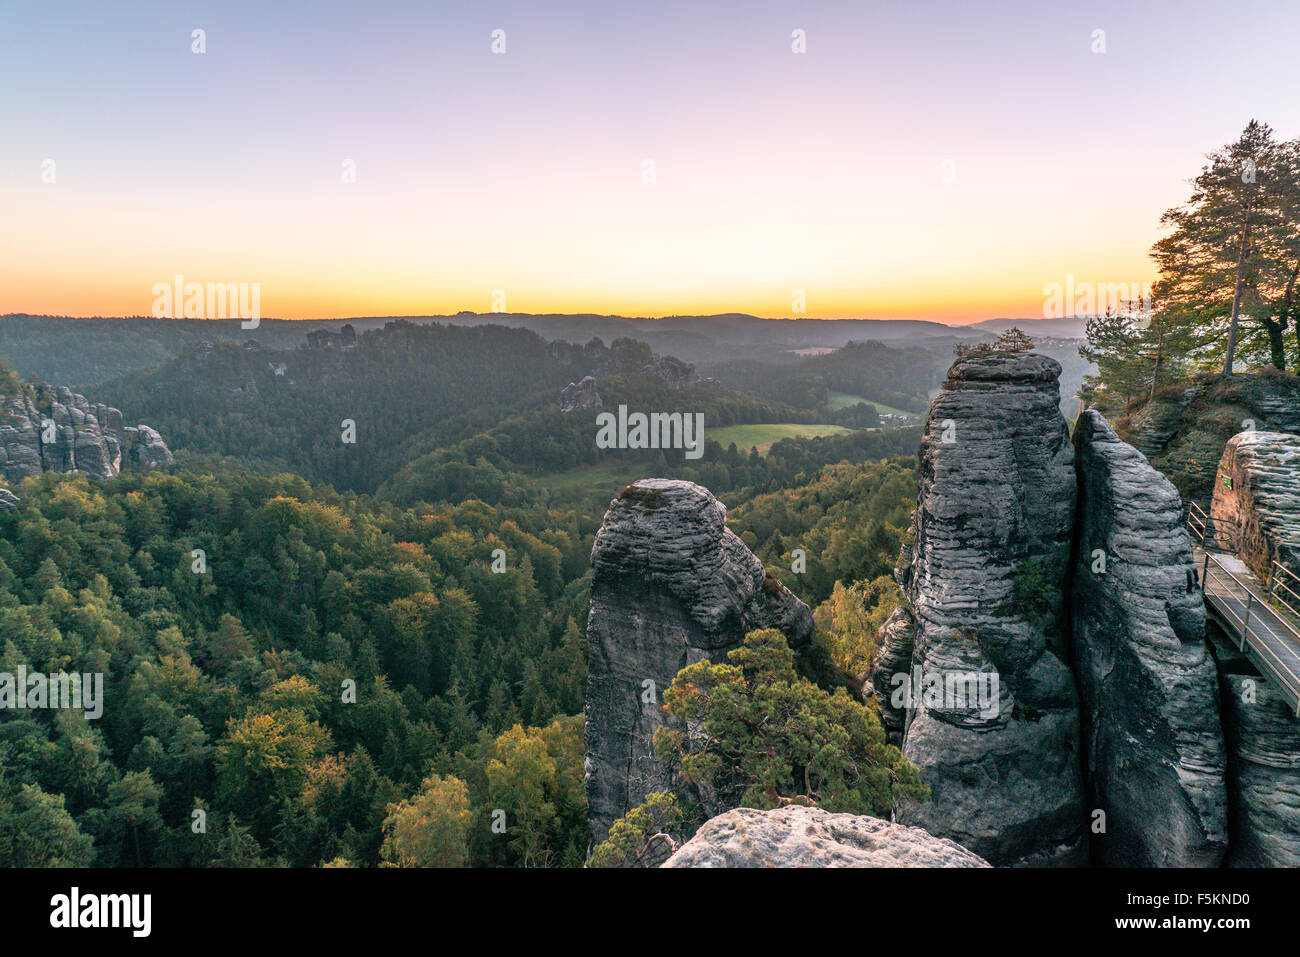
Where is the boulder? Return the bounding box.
[0,383,170,481]
[559,376,602,413]
[661,805,989,868]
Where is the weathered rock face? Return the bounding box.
[892,352,1086,867]
[661,805,989,868]
[1211,631,1300,867]
[1072,410,1227,866]
[128,425,175,470]
[584,478,813,843]
[0,384,172,499]
[559,375,602,412]
[866,606,914,747]
[1211,430,1300,581]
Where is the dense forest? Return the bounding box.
[702,340,949,413]
[0,317,927,867]
[0,438,917,866]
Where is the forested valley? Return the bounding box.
[0,317,926,867]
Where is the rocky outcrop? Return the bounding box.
[661,805,989,868]
[1211,632,1300,867]
[0,384,172,500]
[1211,430,1300,581]
[559,376,602,412]
[0,391,45,482]
[127,425,175,470]
[1111,371,1300,507]
[640,356,696,390]
[584,478,813,843]
[1072,410,1227,866]
[891,352,1086,867]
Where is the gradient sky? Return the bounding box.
[4,0,1300,322]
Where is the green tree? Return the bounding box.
[0,784,96,867]
[1151,120,1298,373]
[589,792,695,868]
[653,629,927,818]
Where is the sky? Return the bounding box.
[3,0,1300,323]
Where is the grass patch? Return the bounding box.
[706,423,853,456]
[825,392,916,417]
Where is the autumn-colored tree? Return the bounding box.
[379,774,473,867]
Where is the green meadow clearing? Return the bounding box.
[825,391,917,417]
[706,423,853,455]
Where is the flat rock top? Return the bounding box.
[946,351,1063,386]
[661,805,990,868]
[1226,429,1300,463]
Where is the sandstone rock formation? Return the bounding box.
[1072,410,1227,866]
[0,384,172,499]
[1211,430,1300,581]
[584,478,813,843]
[661,805,989,868]
[1212,633,1300,867]
[559,375,602,412]
[891,352,1086,867]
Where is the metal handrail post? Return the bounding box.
[1241,593,1254,652]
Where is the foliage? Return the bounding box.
[652,629,927,817]
[379,773,472,867]
[588,791,696,868]
[1150,120,1300,375]
[955,327,1034,358]
[1008,558,1055,621]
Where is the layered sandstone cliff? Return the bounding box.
[582,357,1300,868]
[1213,636,1300,867]
[1071,410,1227,866]
[1211,430,1300,580]
[890,352,1086,866]
[584,478,813,843]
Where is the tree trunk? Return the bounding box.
[1224,223,1252,375]
[1263,317,1286,370]
[1149,317,1165,400]
[1280,259,1300,372]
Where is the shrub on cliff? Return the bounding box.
[651,629,927,818]
[588,792,693,868]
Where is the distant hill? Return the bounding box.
[969,317,1089,338]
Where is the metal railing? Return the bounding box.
[1269,559,1300,625]
[1186,502,1213,548]
[1202,552,1300,716]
